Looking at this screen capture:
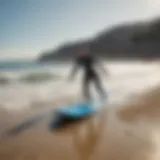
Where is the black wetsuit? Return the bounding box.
[75,55,105,100]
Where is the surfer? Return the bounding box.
[68,44,108,101]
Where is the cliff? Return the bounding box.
[38,17,160,62]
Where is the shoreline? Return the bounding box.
[0,61,160,159]
[0,86,160,160]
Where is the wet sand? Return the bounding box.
[0,88,160,160]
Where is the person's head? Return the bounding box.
[76,44,90,58]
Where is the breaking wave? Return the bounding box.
[0,71,62,85]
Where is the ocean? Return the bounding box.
[0,60,68,83]
[0,60,160,112]
[0,60,66,73]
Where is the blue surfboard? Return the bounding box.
[55,103,97,119]
[50,99,105,129]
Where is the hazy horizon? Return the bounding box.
[0,0,160,60]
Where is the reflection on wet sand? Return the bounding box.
[0,88,160,159]
[72,118,104,160]
[103,112,155,160]
[55,107,107,160]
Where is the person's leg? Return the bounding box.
[82,75,91,102]
[93,74,107,100]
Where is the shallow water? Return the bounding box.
[0,61,160,111]
[0,61,160,159]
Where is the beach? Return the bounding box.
[0,61,160,160]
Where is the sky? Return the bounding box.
[0,0,160,60]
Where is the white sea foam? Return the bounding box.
[0,61,160,111]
